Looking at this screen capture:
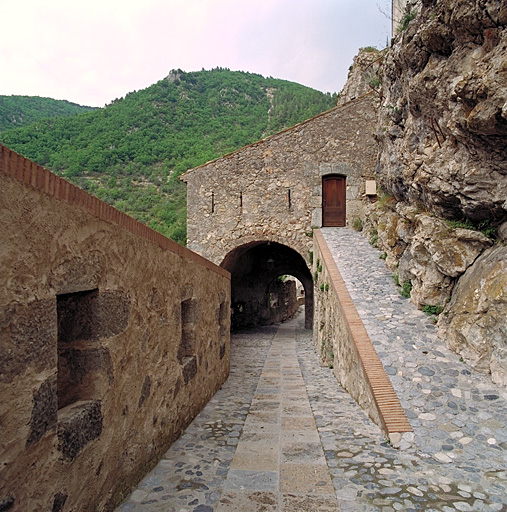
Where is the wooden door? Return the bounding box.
[322,175,346,226]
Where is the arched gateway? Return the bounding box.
[221,241,313,329]
[180,93,378,330]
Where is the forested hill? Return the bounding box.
[0,95,95,132]
[0,69,337,244]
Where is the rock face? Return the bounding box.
[377,0,507,224]
[338,47,384,105]
[398,213,492,306]
[438,246,507,386]
[370,0,507,385]
[374,199,504,383]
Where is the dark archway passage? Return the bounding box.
[221,241,313,330]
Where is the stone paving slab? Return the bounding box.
[117,326,275,512]
[118,319,344,512]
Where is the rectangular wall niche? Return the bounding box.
[57,289,99,410]
[218,300,228,340]
[179,298,199,384]
[180,298,198,359]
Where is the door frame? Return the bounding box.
[322,174,346,227]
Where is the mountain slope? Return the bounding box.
[0,95,95,132]
[0,69,337,244]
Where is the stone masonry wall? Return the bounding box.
[312,236,382,429]
[0,145,231,512]
[267,278,300,325]
[181,94,378,267]
[312,230,412,442]
[391,0,413,35]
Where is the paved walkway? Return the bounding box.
[118,229,507,512]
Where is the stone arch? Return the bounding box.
[217,233,312,268]
[221,241,313,330]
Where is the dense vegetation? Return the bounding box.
[0,69,337,244]
[0,95,95,132]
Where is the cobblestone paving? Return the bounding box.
[117,326,276,512]
[118,228,506,511]
[319,227,507,511]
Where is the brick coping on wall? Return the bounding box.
[314,229,412,437]
[0,144,230,280]
[180,92,376,181]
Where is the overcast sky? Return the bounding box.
[1,0,391,107]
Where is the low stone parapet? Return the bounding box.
[312,229,412,443]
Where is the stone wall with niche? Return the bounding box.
[0,145,231,511]
[181,93,378,267]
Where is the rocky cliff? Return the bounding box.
[361,0,507,385]
[378,0,507,223]
[337,47,384,105]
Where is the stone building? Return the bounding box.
[181,93,378,330]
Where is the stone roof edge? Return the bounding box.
[180,91,376,181]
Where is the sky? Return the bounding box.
[0,0,392,108]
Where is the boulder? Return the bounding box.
[398,240,454,307]
[377,209,408,270]
[438,245,507,386]
[415,216,492,278]
[399,214,492,306]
